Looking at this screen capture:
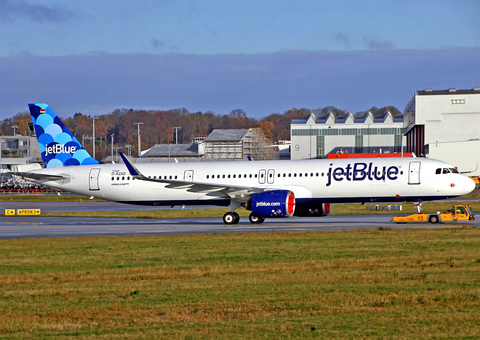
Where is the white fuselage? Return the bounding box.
[25,157,475,208]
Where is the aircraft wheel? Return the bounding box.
[249,213,265,224]
[233,212,240,224]
[223,212,240,225]
[429,215,440,224]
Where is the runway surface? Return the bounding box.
[1,202,477,239]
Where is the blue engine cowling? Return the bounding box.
[247,190,296,218]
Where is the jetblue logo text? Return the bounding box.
[45,144,77,156]
[326,162,399,187]
[256,202,281,207]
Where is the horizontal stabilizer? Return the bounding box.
[11,171,68,181]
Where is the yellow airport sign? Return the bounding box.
[5,209,16,216]
[17,209,41,216]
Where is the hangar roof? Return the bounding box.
[205,129,250,142]
[417,88,480,96]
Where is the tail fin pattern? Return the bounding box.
[29,103,100,168]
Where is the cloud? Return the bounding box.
[0,48,479,118]
[334,32,350,50]
[151,38,179,52]
[0,0,80,23]
[363,37,395,51]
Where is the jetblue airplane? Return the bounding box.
[12,103,476,224]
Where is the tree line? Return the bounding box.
[0,106,401,161]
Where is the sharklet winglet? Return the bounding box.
[119,152,143,177]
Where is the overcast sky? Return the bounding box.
[1,0,479,119]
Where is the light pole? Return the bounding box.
[172,127,181,144]
[115,146,122,160]
[12,125,18,136]
[110,134,115,163]
[125,145,132,158]
[92,117,99,160]
[134,122,143,157]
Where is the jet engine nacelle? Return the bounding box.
[294,202,331,217]
[247,190,295,218]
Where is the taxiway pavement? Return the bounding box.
[0,202,477,239]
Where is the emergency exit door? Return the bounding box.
[184,170,194,182]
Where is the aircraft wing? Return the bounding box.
[10,171,68,181]
[119,152,260,198]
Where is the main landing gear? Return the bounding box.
[222,212,265,225]
[223,199,266,225]
[248,213,265,224]
[223,212,240,224]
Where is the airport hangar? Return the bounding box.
[290,110,404,160]
[403,88,480,176]
[290,88,480,178]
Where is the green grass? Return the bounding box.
[0,229,479,338]
[0,194,104,202]
[2,200,479,219]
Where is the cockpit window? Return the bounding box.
[442,168,460,174]
[436,168,459,174]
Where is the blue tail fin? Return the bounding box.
[28,103,100,168]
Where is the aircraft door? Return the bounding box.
[184,170,194,182]
[258,169,266,184]
[408,161,421,185]
[89,168,101,191]
[267,169,275,184]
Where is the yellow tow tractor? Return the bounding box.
[392,204,475,224]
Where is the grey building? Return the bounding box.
[291,111,404,159]
[0,135,42,170]
[204,128,277,160]
[137,128,277,162]
[403,88,480,175]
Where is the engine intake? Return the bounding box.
[247,190,295,218]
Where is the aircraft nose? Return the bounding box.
[462,176,476,195]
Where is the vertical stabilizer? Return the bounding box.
[28,103,100,168]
